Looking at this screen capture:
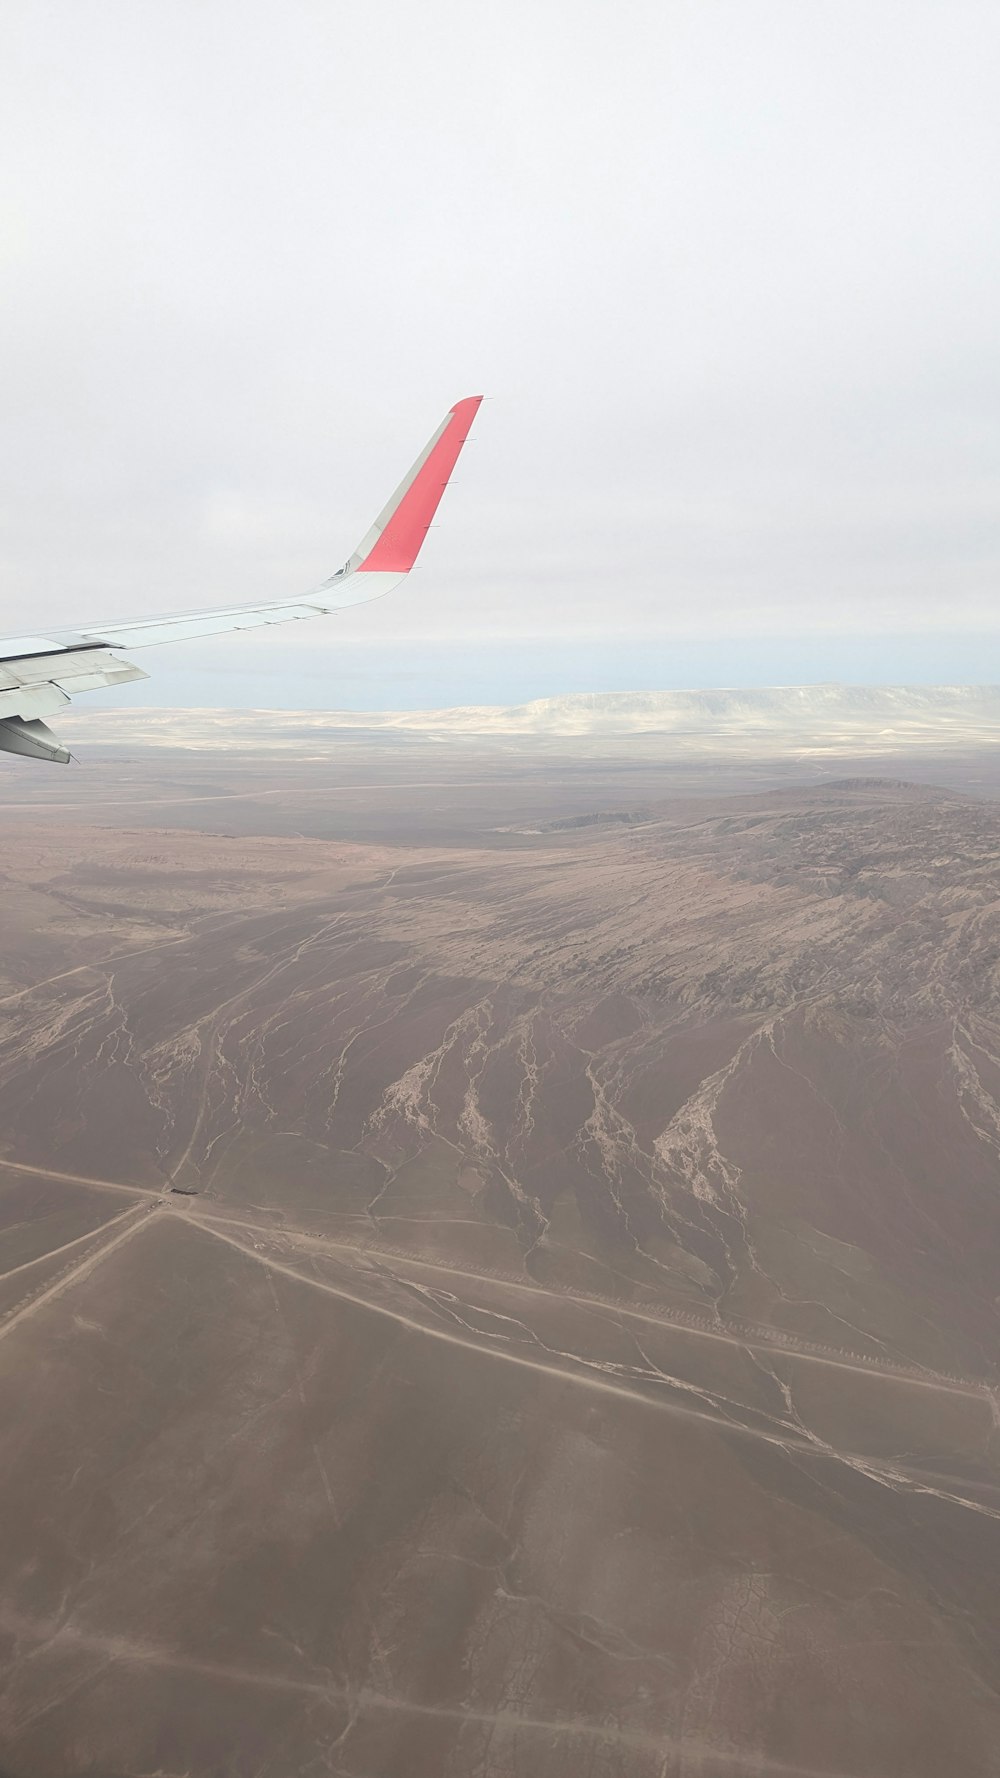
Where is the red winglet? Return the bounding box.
[357,396,482,574]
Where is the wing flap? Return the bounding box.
[0,683,69,719]
[1,646,147,689]
[0,647,148,723]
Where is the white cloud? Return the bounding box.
[1,0,998,692]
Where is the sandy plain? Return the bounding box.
[1,742,1000,1777]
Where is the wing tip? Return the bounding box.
[354,396,483,576]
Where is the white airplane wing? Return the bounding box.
[0,395,482,762]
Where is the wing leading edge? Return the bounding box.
[0,395,482,763]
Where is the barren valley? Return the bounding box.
[1,740,1000,1777]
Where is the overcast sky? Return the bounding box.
[2,0,999,707]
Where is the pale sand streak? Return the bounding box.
[182,1200,990,1402]
[0,1155,985,1400]
[0,1176,992,1520]
[0,1199,995,1555]
[0,1204,144,1284]
[189,1219,1000,1521]
[0,927,197,1012]
[0,1206,153,1340]
[0,779,512,815]
[0,1608,889,1778]
[191,1215,754,1430]
[0,1158,159,1199]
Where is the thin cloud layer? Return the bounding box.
[1,0,998,702]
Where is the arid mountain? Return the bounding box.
[1,752,999,1777]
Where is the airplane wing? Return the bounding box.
[0,395,482,762]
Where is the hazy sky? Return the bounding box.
[2,0,999,707]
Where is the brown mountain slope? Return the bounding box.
[0,767,999,1777]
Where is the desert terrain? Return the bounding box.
[1,728,1000,1777]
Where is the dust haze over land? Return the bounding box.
[2,729,1000,1777]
